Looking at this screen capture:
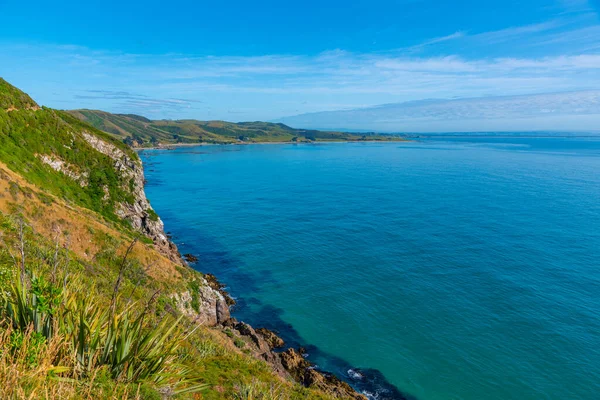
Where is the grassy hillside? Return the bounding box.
[68,109,398,147]
[0,79,359,399]
[0,163,339,400]
[0,80,140,225]
[0,79,40,110]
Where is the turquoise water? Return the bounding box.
[140,138,600,400]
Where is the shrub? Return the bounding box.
[146,209,159,222]
[188,279,201,313]
[0,272,208,394]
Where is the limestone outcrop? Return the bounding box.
[81,132,180,262]
[172,278,231,326]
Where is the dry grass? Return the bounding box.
[0,162,180,284]
[0,162,347,400]
[0,326,141,400]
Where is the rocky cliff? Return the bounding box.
[221,318,368,399]
[173,278,231,326]
[80,131,181,263]
[0,78,366,399]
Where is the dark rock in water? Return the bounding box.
[256,327,285,349]
[279,349,367,400]
[280,348,311,372]
[204,273,226,290]
[183,253,198,263]
[205,273,236,306]
[348,367,417,400]
[233,322,287,377]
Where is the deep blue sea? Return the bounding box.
[140,137,600,400]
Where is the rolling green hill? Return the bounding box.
[0,80,141,225]
[68,109,398,147]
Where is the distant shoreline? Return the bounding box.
[135,138,408,150]
[133,134,600,151]
[409,134,600,138]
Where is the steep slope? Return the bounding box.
[0,79,364,399]
[0,159,345,399]
[0,79,40,110]
[0,78,177,260]
[68,109,396,147]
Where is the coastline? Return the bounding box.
[135,138,408,150]
[143,155,376,399]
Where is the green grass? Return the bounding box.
[68,109,401,147]
[0,211,204,397]
[0,79,139,225]
[0,208,340,400]
[0,78,352,400]
[0,78,38,110]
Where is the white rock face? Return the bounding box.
[81,132,180,261]
[37,154,88,186]
[172,278,230,326]
[81,132,231,324]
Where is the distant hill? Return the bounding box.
[0,79,144,225]
[68,109,398,147]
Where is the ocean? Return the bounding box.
[140,137,600,400]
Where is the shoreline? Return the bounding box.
[134,138,408,151]
[132,133,600,151]
[141,147,406,400]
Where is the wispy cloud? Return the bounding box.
[556,0,594,14]
[403,31,466,52]
[1,5,600,123]
[72,90,203,112]
[469,20,562,44]
[278,91,600,132]
[399,7,599,55]
[3,44,600,121]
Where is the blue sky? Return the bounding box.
[1,0,600,131]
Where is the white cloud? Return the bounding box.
[277,91,600,132]
[2,14,600,123]
[373,56,478,72]
[557,0,594,13]
[403,32,466,52]
[399,10,600,54]
[469,21,563,44]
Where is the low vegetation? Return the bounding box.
[0,208,201,398]
[0,168,338,400]
[0,78,346,399]
[68,109,399,147]
[0,208,338,399]
[0,79,139,225]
